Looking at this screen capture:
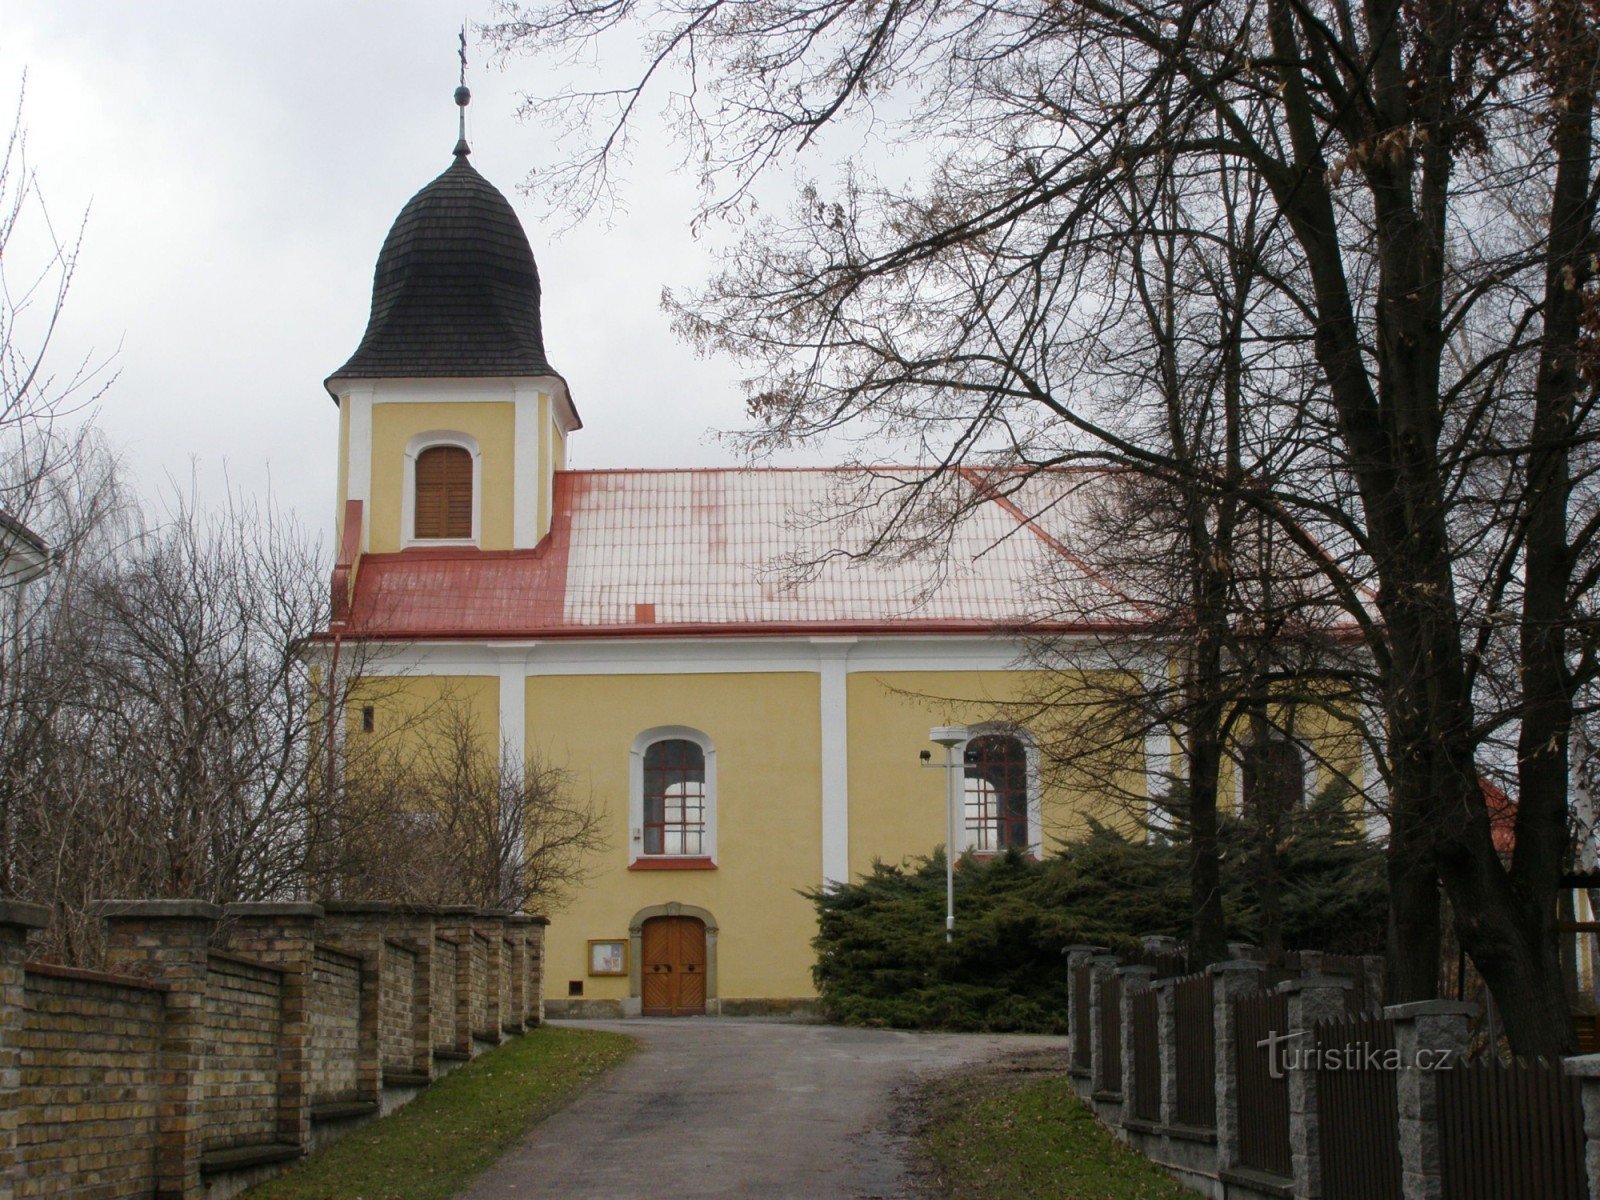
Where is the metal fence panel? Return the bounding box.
[1100,972,1123,1093]
[1131,986,1160,1122]
[1071,961,1091,1071]
[1174,973,1215,1128]
[1316,1010,1402,1200]
[1235,989,1292,1179]
[1438,1057,1588,1200]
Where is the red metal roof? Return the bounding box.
[335,467,1141,640]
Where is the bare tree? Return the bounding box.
[322,697,607,912]
[492,0,1600,1052]
[0,81,115,586]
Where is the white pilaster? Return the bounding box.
[345,384,374,553]
[511,382,542,548]
[499,654,528,769]
[816,639,855,886]
[1143,663,1175,838]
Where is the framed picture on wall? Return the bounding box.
[588,939,627,976]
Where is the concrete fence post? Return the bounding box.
[1208,959,1267,1179]
[1063,944,1107,1087]
[1118,963,1156,1126]
[1562,1053,1600,1198]
[0,902,49,1200]
[1279,975,1352,1200]
[221,902,324,1148]
[94,899,222,1200]
[1088,953,1121,1098]
[1153,976,1179,1129]
[1385,999,1475,1200]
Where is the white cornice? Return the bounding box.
[344,633,1128,677]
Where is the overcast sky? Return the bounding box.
[2,3,825,542]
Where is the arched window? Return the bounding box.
[643,739,706,855]
[630,727,717,866]
[962,733,1032,852]
[414,445,473,539]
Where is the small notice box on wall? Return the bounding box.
[588,940,627,976]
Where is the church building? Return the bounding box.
[322,98,1359,1017]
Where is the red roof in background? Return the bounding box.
[1485,780,1516,855]
[334,467,1142,640]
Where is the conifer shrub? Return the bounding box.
[808,802,1385,1032]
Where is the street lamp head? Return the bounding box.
[928,725,968,748]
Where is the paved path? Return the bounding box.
[456,1018,1068,1200]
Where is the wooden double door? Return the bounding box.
[640,916,706,1016]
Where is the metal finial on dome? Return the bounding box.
[454,27,471,158]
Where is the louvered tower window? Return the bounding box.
[414,446,473,539]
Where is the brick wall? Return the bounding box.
[380,941,418,1074]
[432,937,460,1054]
[469,934,490,1041]
[203,953,283,1152]
[308,947,362,1104]
[499,938,514,1034]
[15,966,163,1199]
[0,900,545,1200]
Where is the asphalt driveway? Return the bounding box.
[455,1018,1069,1200]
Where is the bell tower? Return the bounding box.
[325,85,580,556]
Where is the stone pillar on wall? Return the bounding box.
[220,902,323,1149]
[1208,959,1266,1179]
[529,917,548,1025]
[1386,1000,1474,1200]
[475,911,507,1043]
[1280,975,1351,1200]
[94,900,222,1200]
[1564,1053,1600,1199]
[434,907,478,1056]
[1118,964,1156,1126]
[317,902,390,1105]
[1153,976,1178,1128]
[1088,953,1121,1097]
[0,902,49,1200]
[1064,945,1108,1085]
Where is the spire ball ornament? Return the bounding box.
[453,84,472,158]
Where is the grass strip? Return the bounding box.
[919,1063,1193,1200]
[244,1026,637,1200]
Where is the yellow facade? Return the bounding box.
[366,401,517,552]
[528,671,823,1005]
[351,674,501,746]
[844,669,1137,879]
[339,658,1374,1014]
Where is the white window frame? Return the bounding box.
[959,724,1042,856]
[630,726,717,864]
[401,430,482,547]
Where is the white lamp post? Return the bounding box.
[926,726,968,943]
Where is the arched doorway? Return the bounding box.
[640,915,707,1016]
[626,902,719,1017]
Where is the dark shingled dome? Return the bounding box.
[327,155,559,392]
